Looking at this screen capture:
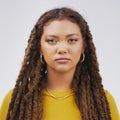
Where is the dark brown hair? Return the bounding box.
[6,7,111,120]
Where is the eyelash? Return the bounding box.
[68,38,78,43]
[46,38,78,44]
[46,39,56,44]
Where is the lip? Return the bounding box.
[55,58,70,63]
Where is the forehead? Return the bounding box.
[43,19,81,35]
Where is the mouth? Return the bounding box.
[55,58,70,63]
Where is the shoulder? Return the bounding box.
[0,89,13,120]
[0,89,13,108]
[2,89,13,106]
[3,89,13,101]
[105,90,120,120]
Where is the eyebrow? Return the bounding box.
[46,33,80,38]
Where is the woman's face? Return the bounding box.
[40,19,85,73]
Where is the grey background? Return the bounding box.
[0,0,120,112]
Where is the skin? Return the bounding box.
[40,19,85,91]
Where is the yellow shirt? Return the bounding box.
[0,89,120,120]
[42,89,81,120]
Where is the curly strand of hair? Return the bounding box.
[23,58,40,101]
[32,59,45,120]
[86,44,102,119]
[22,58,44,120]
[6,76,28,120]
[6,59,30,120]
[87,54,110,119]
[86,73,98,120]
[79,62,90,120]
[23,93,33,120]
[76,61,98,120]
[73,17,111,119]
[32,88,45,120]
[86,51,104,119]
[72,61,81,107]
[10,87,22,120]
[82,63,99,120]
[31,61,44,120]
[86,45,111,119]
[74,61,93,120]
[74,61,89,120]
[85,28,111,119]
[18,76,30,120]
[6,23,41,120]
[18,100,26,120]
[79,77,89,120]
[32,90,39,119]
[8,68,30,119]
[99,90,111,119]
[91,77,107,119]
[92,72,111,119]
[91,70,111,119]
[38,89,44,120]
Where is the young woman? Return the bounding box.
[0,7,120,120]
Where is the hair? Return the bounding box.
[6,7,111,120]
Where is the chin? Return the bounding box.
[47,64,76,73]
[56,69,69,73]
[55,66,73,73]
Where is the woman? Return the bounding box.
[0,7,120,120]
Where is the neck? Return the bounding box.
[46,68,76,91]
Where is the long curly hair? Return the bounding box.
[6,7,111,120]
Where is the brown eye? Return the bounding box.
[68,38,78,43]
[46,39,57,44]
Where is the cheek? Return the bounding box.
[41,45,55,62]
[41,42,49,54]
[42,51,51,64]
[73,45,83,55]
[72,45,83,62]
[42,48,51,59]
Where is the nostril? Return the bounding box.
[57,49,67,54]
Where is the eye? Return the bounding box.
[46,39,57,44]
[68,38,78,44]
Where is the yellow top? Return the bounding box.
[0,89,120,120]
[42,89,81,120]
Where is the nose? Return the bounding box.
[57,42,68,54]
